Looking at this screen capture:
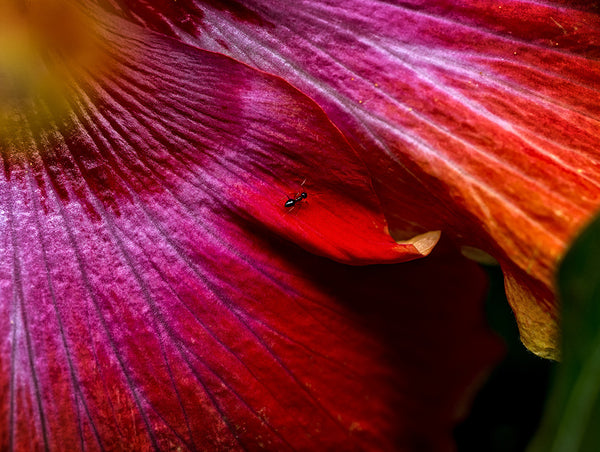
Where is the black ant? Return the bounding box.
[284,191,307,208]
[283,179,308,209]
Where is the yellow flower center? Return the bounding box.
[0,0,105,143]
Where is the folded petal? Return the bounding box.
[116,0,600,358]
[0,7,502,450]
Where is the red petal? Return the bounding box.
[118,0,600,358]
[0,9,503,450]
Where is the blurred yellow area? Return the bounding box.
[0,0,106,143]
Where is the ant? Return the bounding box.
[284,191,307,208]
[283,179,308,209]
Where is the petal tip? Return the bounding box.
[506,272,560,360]
[396,230,441,256]
[460,246,500,266]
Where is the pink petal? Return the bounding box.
[116,0,600,358]
[0,8,503,450]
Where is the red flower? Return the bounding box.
[114,0,600,359]
[20,0,600,450]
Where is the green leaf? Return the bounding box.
[528,215,600,452]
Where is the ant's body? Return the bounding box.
[283,179,308,209]
[284,191,307,208]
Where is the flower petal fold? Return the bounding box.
[116,0,600,358]
[0,8,503,450]
[10,4,434,266]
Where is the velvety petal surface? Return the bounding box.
[112,0,600,358]
[0,6,503,451]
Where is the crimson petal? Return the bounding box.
[115,0,600,358]
[0,8,502,450]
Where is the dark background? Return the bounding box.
[454,265,554,452]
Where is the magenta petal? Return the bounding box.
[0,185,500,449]
[116,0,600,357]
[0,10,502,450]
